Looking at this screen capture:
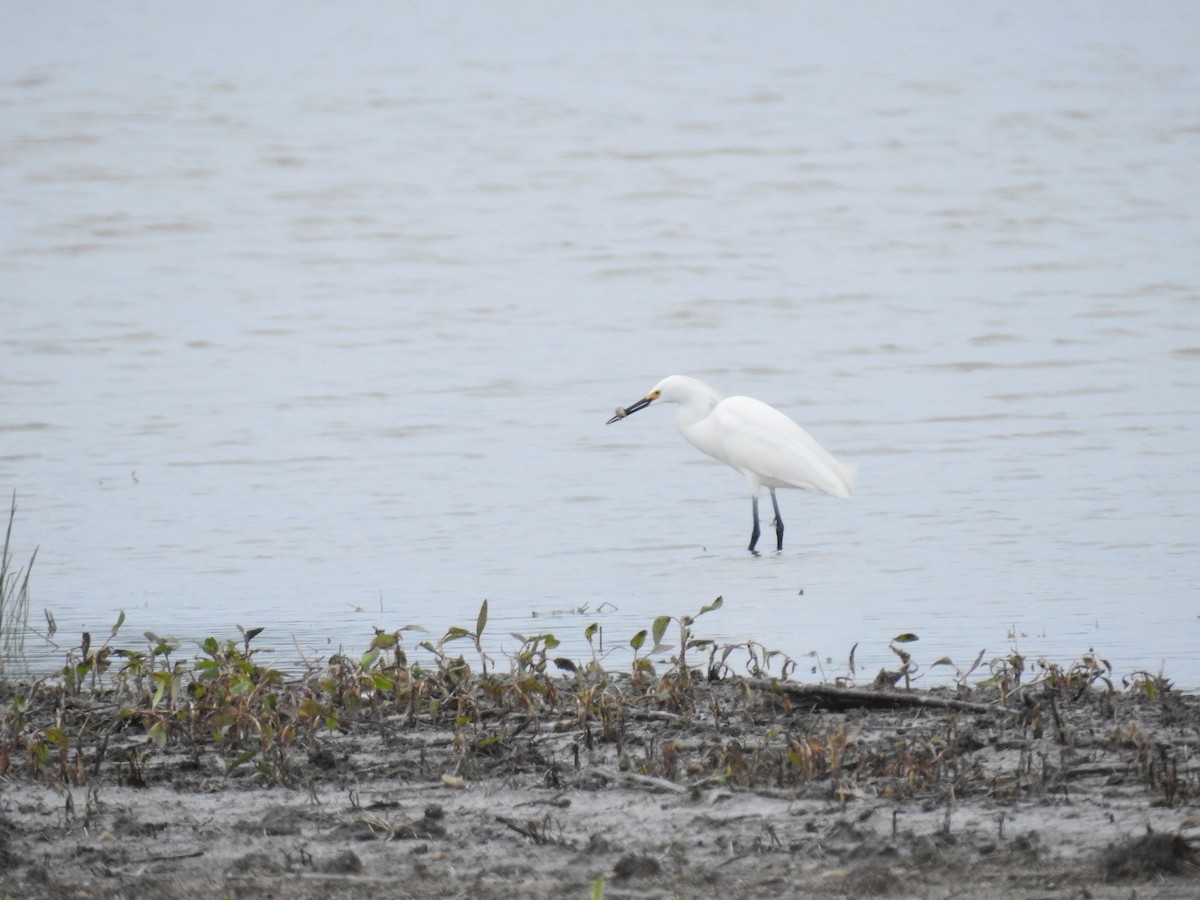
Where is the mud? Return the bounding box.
[1,676,1198,898]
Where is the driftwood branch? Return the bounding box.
[747,680,1003,715]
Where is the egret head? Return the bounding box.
[605,375,718,424]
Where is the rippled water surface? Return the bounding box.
[3,2,1199,684]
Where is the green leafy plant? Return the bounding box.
[441,599,492,677]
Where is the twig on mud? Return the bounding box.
[717,853,753,869]
[1063,763,1132,779]
[496,814,557,845]
[516,794,572,809]
[360,812,398,840]
[627,709,686,723]
[128,849,205,863]
[359,811,443,841]
[591,766,689,794]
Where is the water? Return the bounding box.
[3,2,1199,685]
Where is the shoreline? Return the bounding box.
[1,636,1197,897]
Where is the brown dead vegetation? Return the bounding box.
[0,599,1197,897]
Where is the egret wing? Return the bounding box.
[712,397,854,497]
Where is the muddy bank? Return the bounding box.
[1,660,1198,897]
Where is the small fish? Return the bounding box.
[612,406,628,419]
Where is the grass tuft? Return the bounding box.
[0,492,38,672]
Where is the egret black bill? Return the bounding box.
[606,395,653,424]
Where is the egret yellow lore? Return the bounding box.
[607,375,855,553]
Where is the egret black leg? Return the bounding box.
[769,488,784,551]
[748,496,761,552]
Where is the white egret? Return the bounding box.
[607,375,855,553]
